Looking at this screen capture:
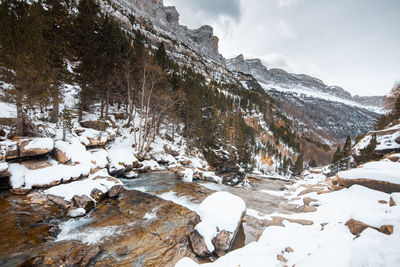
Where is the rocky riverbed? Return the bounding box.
[0,172,296,266]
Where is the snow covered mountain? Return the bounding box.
[226,54,385,143]
[107,0,384,145]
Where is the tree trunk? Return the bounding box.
[100,94,104,119]
[16,96,24,136]
[105,87,110,119]
[50,92,59,123]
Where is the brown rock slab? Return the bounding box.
[378,200,388,204]
[345,218,394,236]
[18,138,54,157]
[337,175,400,194]
[303,197,317,206]
[54,147,69,164]
[80,120,109,131]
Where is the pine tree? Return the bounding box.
[339,135,352,171]
[0,0,51,135]
[330,146,341,174]
[43,0,73,123]
[291,154,304,176]
[358,134,379,164]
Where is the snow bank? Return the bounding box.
[337,161,400,185]
[177,180,400,266]
[195,192,246,253]
[44,176,121,201]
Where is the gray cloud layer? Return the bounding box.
[165,0,400,96]
[170,0,241,21]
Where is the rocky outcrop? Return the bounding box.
[80,120,109,131]
[345,218,393,236]
[164,6,179,24]
[336,174,400,194]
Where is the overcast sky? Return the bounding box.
[164,0,400,96]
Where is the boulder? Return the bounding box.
[72,195,95,212]
[163,144,180,157]
[212,230,232,257]
[18,138,54,157]
[54,147,69,164]
[107,184,123,198]
[67,207,87,218]
[0,140,19,160]
[47,195,72,210]
[80,120,109,131]
[189,230,212,258]
[189,192,246,258]
[48,226,61,238]
[90,188,106,202]
[65,245,101,267]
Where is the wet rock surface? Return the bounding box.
[0,188,199,267]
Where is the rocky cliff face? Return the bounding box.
[118,0,221,61]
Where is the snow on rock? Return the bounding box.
[0,161,8,177]
[337,161,400,193]
[106,137,138,174]
[182,168,194,182]
[191,192,246,257]
[54,139,95,165]
[8,161,92,189]
[90,149,109,168]
[76,127,112,147]
[67,208,87,218]
[152,152,177,165]
[0,140,19,160]
[18,138,54,157]
[44,175,122,201]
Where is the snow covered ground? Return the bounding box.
[176,161,400,267]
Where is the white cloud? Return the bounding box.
[275,21,297,40]
[278,0,302,8]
